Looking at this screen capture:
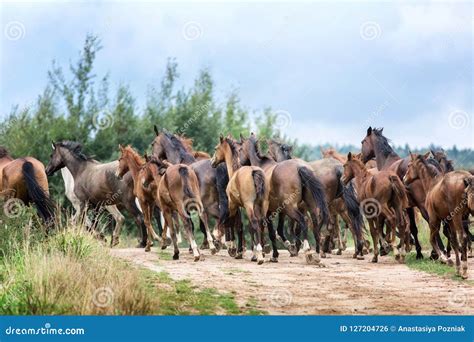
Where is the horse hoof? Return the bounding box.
[214,240,222,252]
[321,252,327,259]
[251,255,257,262]
[111,236,120,247]
[145,246,151,252]
[395,254,400,261]
[416,253,424,260]
[210,247,218,255]
[352,253,357,259]
[172,253,179,260]
[270,257,278,263]
[446,259,454,266]
[257,259,264,265]
[263,244,271,254]
[161,244,168,250]
[336,250,342,255]
[194,255,201,262]
[228,248,237,258]
[371,257,378,263]
[379,248,389,257]
[188,248,193,254]
[357,255,365,260]
[288,244,298,257]
[235,253,243,259]
[200,241,209,250]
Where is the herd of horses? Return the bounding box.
[1,126,473,279]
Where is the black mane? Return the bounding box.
[0,146,10,158]
[372,128,397,158]
[57,141,92,161]
[164,132,195,164]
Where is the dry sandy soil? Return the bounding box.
[110,247,474,315]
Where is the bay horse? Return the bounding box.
[342,152,410,263]
[151,126,227,250]
[157,161,211,261]
[211,135,269,264]
[45,141,147,247]
[116,145,164,251]
[361,127,435,259]
[268,140,366,259]
[239,134,331,264]
[404,153,473,279]
[0,146,54,223]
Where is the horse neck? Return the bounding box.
[418,164,441,192]
[351,162,371,191]
[124,154,143,181]
[224,145,240,179]
[332,153,346,164]
[61,150,88,178]
[163,137,196,165]
[373,137,400,169]
[248,141,275,169]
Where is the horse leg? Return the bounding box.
[266,218,279,262]
[285,206,312,264]
[162,209,179,260]
[450,215,466,277]
[406,207,423,259]
[442,222,451,258]
[275,212,297,256]
[245,203,264,264]
[182,215,201,261]
[333,213,343,255]
[199,212,217,254]
[429,217,450,265]
[124,200,148,248]
[234,209,244,259]
[142,201,162,252]
[368,219,379,263]
[106,205,124,248]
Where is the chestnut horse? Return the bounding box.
[239,134,331,263]
[211,135,269,264]
[320,146,377,169]
[116,145,164,251]
[0,147,54,223]
[342,152,410,263]
[157,162,212,261]
[361,127,437,259]
[268,140,366,259]
[404,153,473,278]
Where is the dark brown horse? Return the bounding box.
[342,152,410,263]
[0,147,54,223]
[361,127,436,259]
[151,127,226,250]
[239,133,331,264]
[404,153,473,278]
[267,139,365,259]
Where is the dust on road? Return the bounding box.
[110,247,474,315]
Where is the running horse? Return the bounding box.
[0,146,54,223]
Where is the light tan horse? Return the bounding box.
[404,153,473,279]
[0,147,54,223]
[116,145,164,251]
[211,135,269,264]
[158,162,216,261]
[342,152,410,263]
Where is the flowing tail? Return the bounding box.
[252,169,266,200]
[389,175,409,209]
[179,166,202,215]
[216,163,230,224]
[341,180,364,251]
[22,161,55,223]
[297,166,329,227]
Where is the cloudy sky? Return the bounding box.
[1,0,472,148]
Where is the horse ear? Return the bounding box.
[240,133,244,143]
[144,153,149,162]
[51,141,56,150]
[367,127,372,136]
[430,149,436,156]
[409,152,416,161]
[219,134,224,143]
[118,144,124,151]
[154,125,159,136]
[347,152,352,160]
[423,151,431,159]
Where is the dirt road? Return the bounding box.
[110,248,474,315]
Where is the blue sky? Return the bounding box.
[1,0,472,148]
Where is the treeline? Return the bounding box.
[1,34,473,203]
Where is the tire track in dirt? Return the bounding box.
[110,248,474,315]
